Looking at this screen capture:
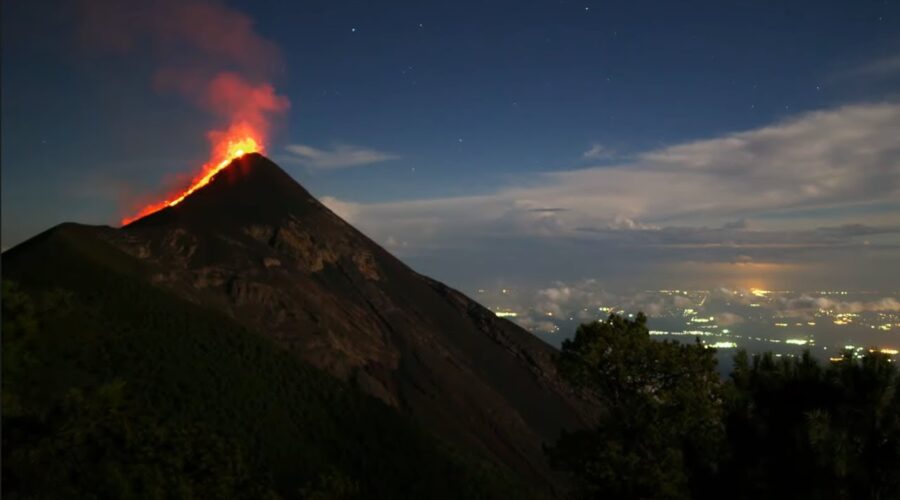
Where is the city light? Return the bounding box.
[479,288,899,360]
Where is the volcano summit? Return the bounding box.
[3,154,593,498]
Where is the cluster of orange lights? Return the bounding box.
[121,136,261,225]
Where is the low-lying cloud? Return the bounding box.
[781,295,900,316]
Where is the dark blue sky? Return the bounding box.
[3,0,899,292]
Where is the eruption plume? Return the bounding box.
[120,134,261,225]
[78,0,290,225]
[122,73,289,224]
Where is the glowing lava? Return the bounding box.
[122,134,261,225]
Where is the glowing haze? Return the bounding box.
[121,135,260,225]
[74,0,291,225]
[122,72,289,224]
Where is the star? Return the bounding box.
[351,27,357,33]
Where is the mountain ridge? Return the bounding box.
[4,153,595,492]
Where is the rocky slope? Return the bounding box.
[6,153,593,490]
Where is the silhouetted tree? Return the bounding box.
[547,313,723,499]
[549,313,900,500]
[721,349,900,499]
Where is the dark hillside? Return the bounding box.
[2,224,535,499]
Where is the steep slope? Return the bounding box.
[1,225,534,499]
[4,153,593,491]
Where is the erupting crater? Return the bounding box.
[122,133,262,225]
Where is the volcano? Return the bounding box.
[3,154,593,497]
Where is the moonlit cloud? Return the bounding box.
[837,53,900,80]
[582,143,615,160]
[323,103,900,243]
[282,143,400,170]
[780,295,900,316]
[320,103,900,289]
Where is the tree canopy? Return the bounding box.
[549,313,900,500]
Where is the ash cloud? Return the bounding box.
[78,0,291,163]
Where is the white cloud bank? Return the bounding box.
[322,103,900,251]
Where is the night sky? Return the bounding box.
[3,0,899,293]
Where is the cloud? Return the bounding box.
[578,215,661,232]
[815,223,900,238]
[511,280,617,331]
[78,0,282,78]
[318,104,900,290]
[837,53,900,81]
[319,195,361,221]
[532,280,611,317]
[582,143,615,160]
[511,281,749,330]
[715,312,745,326]
[723,218,750,230]
[526,280,705,319]
[780,295,900,316]
[593,223,900,249]
[283,144,400,170]
[321,103,900,248]
[527,207,570,213]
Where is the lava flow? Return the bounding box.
[122,134,261,225]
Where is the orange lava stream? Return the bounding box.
[122,136,260,225]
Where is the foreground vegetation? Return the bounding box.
[549,314,900,500]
